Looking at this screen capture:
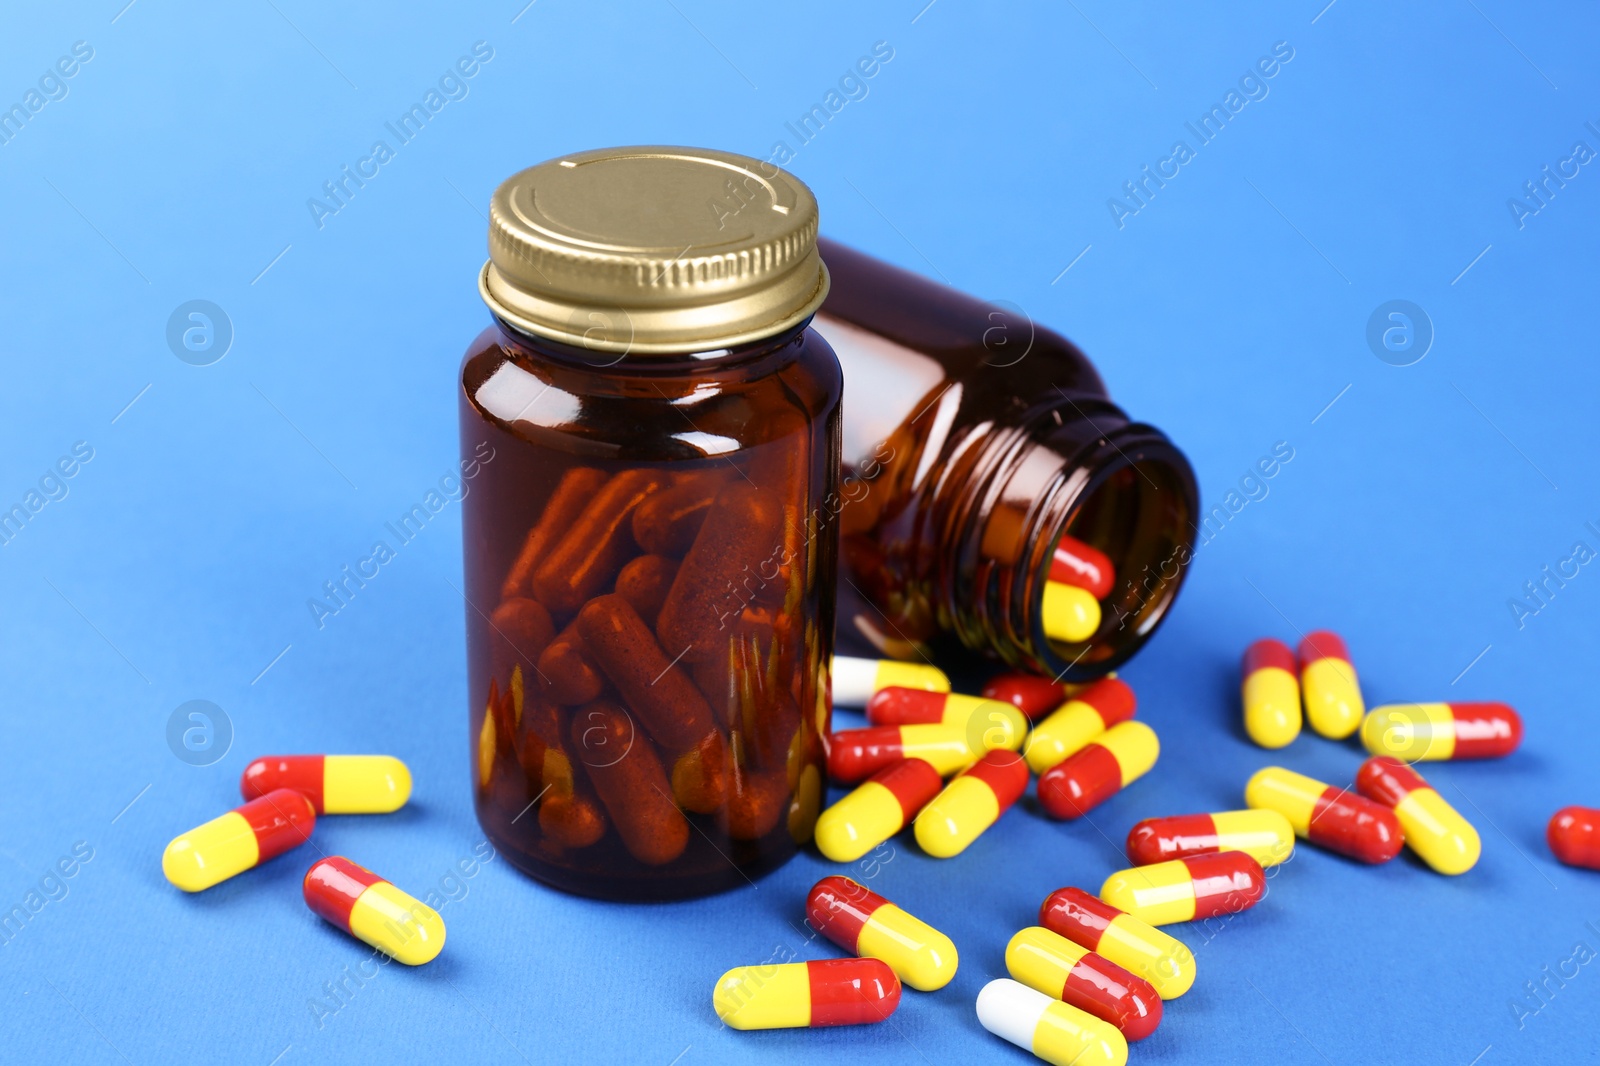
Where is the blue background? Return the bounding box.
[2,1,1597,1063]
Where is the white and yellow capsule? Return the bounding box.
[977,978,1127,1066]
[831,654,949,707]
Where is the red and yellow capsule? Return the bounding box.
[1361,702,1523,761]
[162,788,317,892]
[1051,535,1115,600]
[814,758,943,862]
[827,710,1027,785]
[713,958,901,1030]
[1100,853,1266,926]
[1039,887,1195,1000]
[1006,926,1161,1041]
[1125,810,1295,867]
[982,673,1110,720]
[1042,582,1101,644]
[807,876,958,991]
[866,687,1020,729]
[1245,766,1402,864]
[1024,678,1136,774]
[831,655,949,707]
[978,978,1128,1066]
[914,750,1029,858]
[303,856,446,965]
[1037,722,1158,820]
[1241,639,1301,749]
[1296,630,1363,739]
[1356,757,1480,875]
[1548,807,1600,870]
[240,755,412,814]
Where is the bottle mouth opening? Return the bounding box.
[1026,430,1197,679]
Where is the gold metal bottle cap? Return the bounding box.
[479,146,829,355]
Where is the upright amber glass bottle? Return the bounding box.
[815,238,1199,680]
[460,148,840,900]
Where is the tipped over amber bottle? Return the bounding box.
[815,238,1199,679]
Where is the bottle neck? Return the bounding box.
[940,395,1198,679]
[489,313,814,381]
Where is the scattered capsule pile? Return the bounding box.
[162,755,445,965]
[712,616,1597,1062]
[1239,627,1535,875]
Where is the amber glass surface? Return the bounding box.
[460,319,841,900]
[817,237,1199,679]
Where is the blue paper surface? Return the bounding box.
[2,2,1597,1063]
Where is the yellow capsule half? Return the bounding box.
[352,882,446,965]
[1397,790,1481,875]
[1042,583,1101,643]
[1361,703,1457,761]
[325,756,412,813]
[860,906,957,991]
[1006,926,1091,996]
[715,964,812,1030]
[1301,658,1363,740]
[1025,703,1108,774]
[898,723,990,775]
[1100,862,1198,926]
[1210,809,1295,866]
[917,777,999,858]
[1099,914,1195,999]
[162,811,259,893]
[1243,766,1321,836]
[874,659,951,694]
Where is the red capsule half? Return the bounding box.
[1051,535,1115,600]
[1184,852,1267,918]
[981,673,1082,720]
[1549,807,1600,870]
